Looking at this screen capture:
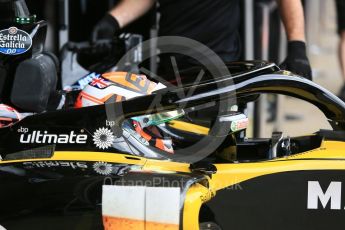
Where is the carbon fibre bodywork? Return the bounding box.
[0,62,345,229]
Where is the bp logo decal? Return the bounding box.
[93,127,115,150]
[0,27,32,55]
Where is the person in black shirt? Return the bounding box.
[92,0,312,80]
[336,0,345,100]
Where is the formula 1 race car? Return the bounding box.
[1,2,345,229]
[0,57,345,230]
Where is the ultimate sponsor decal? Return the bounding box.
[23,161,88,169]
[18,127,88,144]
[0,27,32,55]
[22,161,130,176]
[93,127,115,150]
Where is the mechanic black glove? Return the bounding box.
[280,41,313,81]
[92,14,120,42]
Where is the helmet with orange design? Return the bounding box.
[75,72,184,154]
[75,72,161,107]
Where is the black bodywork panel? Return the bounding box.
[207,170,345,230]
[0,163,205,230]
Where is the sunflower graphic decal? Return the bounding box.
[93,162,113,175]
[93,127,115,150]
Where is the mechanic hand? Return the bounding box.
[280,41,313,81]
[91,14,120,42]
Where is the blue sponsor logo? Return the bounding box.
[0,27,32,55]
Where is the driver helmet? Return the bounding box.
[75,72,184,154]
[75,72,159,106]
[0,104,21,128]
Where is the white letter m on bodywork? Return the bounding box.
[307,181,341,210]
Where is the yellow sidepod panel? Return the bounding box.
[0,151,147,166]
[143,159,191,173]
[210,141,345,191]
[183,183,213,230]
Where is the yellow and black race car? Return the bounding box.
[0,61,345,230]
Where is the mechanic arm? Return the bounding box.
[277,0,306,41]
[92,0,155,41]
[109,0,155,28]
[276,0,312,80]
